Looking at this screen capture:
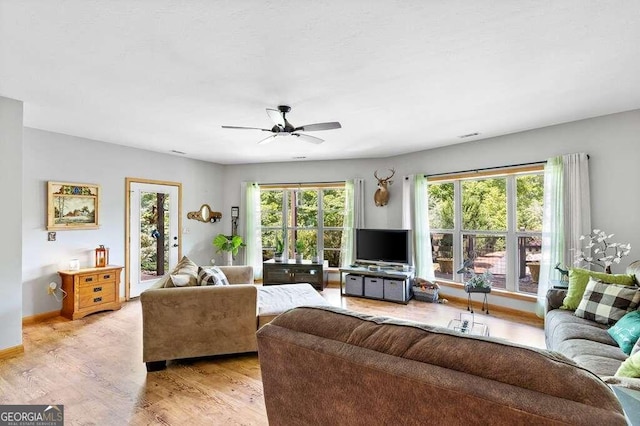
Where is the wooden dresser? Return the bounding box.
[58,265,123,320]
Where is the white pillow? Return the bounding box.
[170,273,193,287]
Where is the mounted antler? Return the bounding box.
[374,168,395,207]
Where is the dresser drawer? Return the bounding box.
[78,274,100,285]
[78,283,116,308]
[97,271,117,282]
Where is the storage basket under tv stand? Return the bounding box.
[339,266,414,304]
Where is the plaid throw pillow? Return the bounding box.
[574,278,640,325]
[197,266,230,286]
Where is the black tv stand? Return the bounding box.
[339,266,414,304]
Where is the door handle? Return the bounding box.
[172,243,179,247]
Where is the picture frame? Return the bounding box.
[47,181,100,230]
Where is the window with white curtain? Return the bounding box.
[428,166,544,294]
[260,184,346,267]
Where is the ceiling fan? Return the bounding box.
[221,105,341,145]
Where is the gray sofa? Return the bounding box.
[140,265,328,371]
[546,260,640,377]
[257,305,626,425]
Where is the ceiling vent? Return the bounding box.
[459,132,480,139]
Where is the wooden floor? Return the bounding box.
[1,285,544,425]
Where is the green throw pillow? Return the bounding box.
[561,267,636,310]
[608,311,640,355]
[616,351,640,378]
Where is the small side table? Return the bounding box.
[58,265,123,320]
[464,285,490,314]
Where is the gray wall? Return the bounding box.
[22,128,226,317]
[0,96,23,350]
[14,108,640,322]
[222,109,640,312]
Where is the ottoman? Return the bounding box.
[258,283,330,328]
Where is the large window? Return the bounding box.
[428,168,544,294]
[260,184,346,267]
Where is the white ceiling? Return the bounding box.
[1,1,639,165]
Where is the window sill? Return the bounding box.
[436,280,537,302]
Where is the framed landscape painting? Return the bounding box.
[47,181,100,230]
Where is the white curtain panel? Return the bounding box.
[536,153,590,317]
[340,178,364,267]
[403,174,435,280]
[537,157,564,316]
[243,182,263,280]
[562,153,591,268]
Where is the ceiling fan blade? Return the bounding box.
[293,133,324,144]
[222,125,271,131]
[266,108,285,128]
[293,122,341,132]
[257,134,278,145]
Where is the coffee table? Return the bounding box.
[447,313,490,336]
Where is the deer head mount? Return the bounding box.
[374,168,395,207]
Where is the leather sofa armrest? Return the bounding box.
[546,288,567,312]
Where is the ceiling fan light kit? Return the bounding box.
[222,105,341,144]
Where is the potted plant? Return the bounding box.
[295,240,304,263]
[310,246,320,264]
[274,237,285,262]
[436,234,454,274]
[464,270,492,293]
[213,234,245,266]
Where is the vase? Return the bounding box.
[605,265,612,274]
[526,262,541,283]
[224,251,233,266]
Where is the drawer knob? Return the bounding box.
[93,286,102,292]
[85,277,93,282]
[103,274,111,279]
[93,297,102,303]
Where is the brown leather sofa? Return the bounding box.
[140,265,328,371]
[257,306,626,425]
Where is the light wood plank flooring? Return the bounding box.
[1,285,544,425]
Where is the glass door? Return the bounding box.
[128,182,180,298]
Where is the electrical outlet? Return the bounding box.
[48,282,57,295]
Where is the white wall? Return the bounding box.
[22,128,225,317]
[0,96,23,351]
[223,109,640,313]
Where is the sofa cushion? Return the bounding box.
[149,256,198,288]
[169,273,193,287]
[608,310,640,355]
[197,266,229,286]
[616,351,640,378]
[545,308,625,376]
[257,284,329,328]
[574,279,640,325]
[546,309,613,348]
[562,267,635,310]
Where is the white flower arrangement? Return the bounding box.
[464,270,493,289]
[574,229,631,272]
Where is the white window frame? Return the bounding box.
[260,184,345,266]
[428,167,544,294]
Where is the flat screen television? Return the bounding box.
[355,228,411,266]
